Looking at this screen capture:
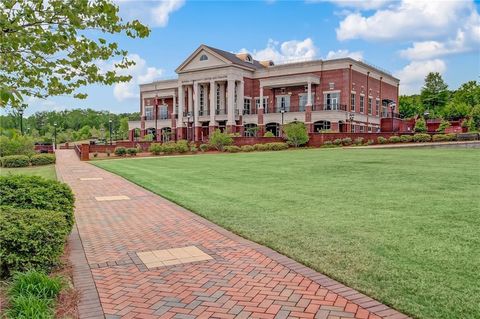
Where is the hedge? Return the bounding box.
[388,136,401,143]
[30,154,56,166]
[0,175,75,228]
[114,147,126,156]
[413,133,432,142]
[1,155,30,167]
[148,143,162,155]
[0,206,70,277]
[240,145,254,152]
[400,135,413,143]
[224,145,241,153]
[126,148,138,156]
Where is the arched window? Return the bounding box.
[245,54,253,63]
[265,123,280,137]
[313,121,331,132]
[244,123,258,137]
[200,54,208,61]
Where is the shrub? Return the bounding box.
[199,144,209,152]
[209,129,233,151]
[253,143,269,151]
[5,294,53,319]
[436,119,451,133]
[0,207,70,277]
[126,148,138,156]
[446,133,457,141]
[377,136,388,144]
[240,145,254,152]
[400,135,413,143]
[333,139,343,146]
[414,117,427,133]
[432,134,450,142]
[267,142,289,150]
[0,135,35,157]
[282,122,309,147]
[364,139,375,146]
[162,141,177,154]
[148,143,162,155]
[8,270,63,300]
[354,137,364,146]
[321,141,336,148]
[341,137,352,146]
[175,140,190,153]
[30,154,56,166]
[224,146,241,153]
[263,131,275,137]
[114,147,126,156]
[143,133,154,141]
[413,133,432,142]
[1,155,30,167]
[0,175,75,228]
[389,136,401,143]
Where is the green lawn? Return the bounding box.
[0,165,57,180]
[93,148,480,319]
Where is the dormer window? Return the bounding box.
[245,54,253,63]
[200,54,208,61]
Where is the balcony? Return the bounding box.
[312,104,347,112]
[198,109,210,116]
[215,109,227,115]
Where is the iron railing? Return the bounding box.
[312,104,348,111]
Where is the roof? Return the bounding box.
[203,45,265,70]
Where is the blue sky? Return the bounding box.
[23,0,480,116]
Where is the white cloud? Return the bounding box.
[394,59,446,94]
[313,0,392,10]
[116,0,185,28]
[240,38,317,63]
[336,0,474,41]
[325,49,363,60]
[101,54,163,102]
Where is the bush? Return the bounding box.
[143,133,154,142]
[5,294,53,319]
[253,143,269,151]
[267,142,289,150]
[364,139,374,146]
[1,155,30,167]
[436,119,451,133]
[240,145,254,152]
[413,133,432,142]
[209,129,233,151]
[446,133,457,141]
[432,134,450,142]
[332,139,342,146]
[377,136,388,144]
[400,135,413,143]
[282,122,309,147]
[162,141,177,154]
[175,140,189,153]
[0,175,75,228]
[224,146,241,153]
[30,154,56,166]
[0,135,35,157]
[414,117,427,133]
[354,137,364,146]
[341,137,352,146]
[0,207,70,277]
[321,141,336,148]
[388,136,401,143]
[148,143,162,155]
[199,144,209,152]
[126,148,138,156]
[263,131,275,137]
[114,147,126,156]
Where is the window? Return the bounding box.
[299,93,314,112]
[350,93,356,112]
[314,121,331,132]
[199,85,206,114]
[329,82,335,90]
[375,99,380,115]
[244,98,252,114]
[359,125,365,133]
[324,92,340,110]
[145,106,153,120]
[200,54,208,61]
[216,84,221,109]
[276,95,290,112]
[350,124,355,133]
[245,54,253,63]
[368,126,372,133]
[255,97,268,113]
[368,98,372,115]
[159,105,168,119]
[359,95,365,113]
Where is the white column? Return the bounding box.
[306,81,312,106]
[187,85,193,115]
[172,94,177,115]
[193,81,199,126]
[177,86,184,126]
[237,80,244,115]
[220,82,226,113]
[209,80,216,123]
[227,79,235,125]
[259,86,264,110]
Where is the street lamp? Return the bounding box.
[53,122,57,147]
[186,112,192,142]
[18,104,26,135]
[348,112,355,133]
[154,94,159,141]
[108,119,113,145]
[390,102,396,132]
[27,127,30,135]
[280,106,286,136]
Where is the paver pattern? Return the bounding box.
[56,150,409,319]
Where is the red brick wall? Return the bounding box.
[233,137,284,146]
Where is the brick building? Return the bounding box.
[128,44,400,142]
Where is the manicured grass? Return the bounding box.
[93,148,480,319]
[0,165,56,180]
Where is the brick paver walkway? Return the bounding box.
[56,150,409,319]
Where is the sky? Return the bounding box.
[23,0,480,116]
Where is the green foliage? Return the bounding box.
[143,133,154,142]
[267,142,289,150]
[5,294,53,319]
[389,136,401,143]
[421,72,449,112]
[282,122,309,147]
[436,119,451,133]
[399,95,423,118]
[199,144,209,152]
[470,105,480,130]
[30,154,56,166]
[442,102,471,120]
[377,136,388,144]
[224,146,241,153]
[0,0,150,107]
[400,135,413,143]
[321,141,336,148]
[0,206,69,277]
[414,117,427,133]
[332,139,342,146]
[432,134,451,142]
[341,137,352,146]
[0,175,75,227]
[353,137,364,146]
[0,135,35,157]
[162,141,177,154]
[253,143,269,151]
[175,140,189,153]
[263,131,275,137]
[1,155,30,167]
[413,133,432,142]
[209,129,233,151]
[240,145,254,152]
[114,147,127,156]
[126,148,138,156]
[446,133,457,141]
[148,143,162,155]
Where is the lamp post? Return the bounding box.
[187,112,192,142]
[349,112,355,133]
[390,102,396,132]
[18,104,26,135]
[27,127,30,135]
[154,94,158,141]
[108,119,113,145]
[280,106,285,137]
[53,122,57,147]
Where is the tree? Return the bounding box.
[414,117,427,133]
[420,72,449,114]
[119,117,130,140]
[442,101,471,120]
[0,0,149,108]
[450,81,480,107]
[470,105,480,131]
[399,95,423,118]
[436,119,450,133]
[282,122,309,147]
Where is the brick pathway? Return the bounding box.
[56,150,409,319]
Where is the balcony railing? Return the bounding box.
[243,108,258,115]
[216,109,227,115]
[198,109,210,116]
[145,112,171,120]
[312,104,347,111]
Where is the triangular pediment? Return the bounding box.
[176,45,233,73]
